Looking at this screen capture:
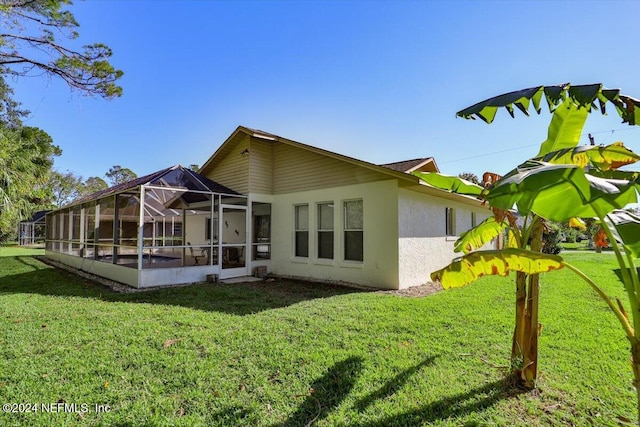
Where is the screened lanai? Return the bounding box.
[19,210,49,246]
[44,165,260,288]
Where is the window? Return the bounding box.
[317,202,334,259]
[294,205,309,257]
[205,218,217,241]
[344,200,363,262]
[471,212,477,228]
[446,207,455,236]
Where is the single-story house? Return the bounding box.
[45,126,492,289]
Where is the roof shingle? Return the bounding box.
[68,165,239,208]
[379,158,435,173]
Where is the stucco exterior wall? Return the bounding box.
[46,250,221,288]
[267,179,400,289]
[184,214,208,246]
[45,250,139,287]
[397,189,492,289]
[139,265,219,288]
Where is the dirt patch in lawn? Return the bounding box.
[380,282,443,297]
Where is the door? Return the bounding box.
[219,205,248,279]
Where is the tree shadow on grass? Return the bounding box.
[205,405,257,426]
[354,356,438,412]
[279,356,364,427]
[353,375,526,427]
[0,256,370,315]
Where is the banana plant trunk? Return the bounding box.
[511,271,527,371]
[631,339,640,426]
[521,273,540,387]
[511,220,544,389]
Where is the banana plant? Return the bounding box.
[417,84,640,399]
[417,170,551,387]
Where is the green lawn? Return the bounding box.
[0,247,635,426]
[560,241,590,251]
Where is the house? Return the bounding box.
[44,126,492,289]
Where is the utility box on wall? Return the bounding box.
[254,266,267,278]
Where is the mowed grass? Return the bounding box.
[560,241,590,251]
[0,247,635,426]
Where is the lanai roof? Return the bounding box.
[20,210,49,224]
[67,165,239,209]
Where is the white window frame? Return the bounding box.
[294,204,309,258]
[317,202,334,260]
[343,199,363,262]
[446,207,456,236]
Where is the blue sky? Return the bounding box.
[11,0,640,181]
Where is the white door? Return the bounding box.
[219,205,249,279]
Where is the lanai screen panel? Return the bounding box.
[44,165,244,285]
[139,166,231,268]
[83,204,96,259]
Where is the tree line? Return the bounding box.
[49,165,137,208]
[0,0,123,241]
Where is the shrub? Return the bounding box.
[542,224,562,255]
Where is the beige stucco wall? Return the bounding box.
[267,179,400,289]
[201,130,498,290]
[139,265,219,288]
[397,188,493,289]
[184,213,208,246]
[46,250,221,288]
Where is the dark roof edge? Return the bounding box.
[55,165,239,211]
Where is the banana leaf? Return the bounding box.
[431,248,564,289]
[486,160,639,221]
[506,229,519,248]
[456,86,546,123]
[456,83,640,126]
[537,101,589,157]
[457,84,585,121]
[568,217,587,230]
[535,142,640,171]
[589,169,640,181]
[413,172,484,196]
[605,210,640,258]
[454,216,508,254]
[614,95,640,126]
